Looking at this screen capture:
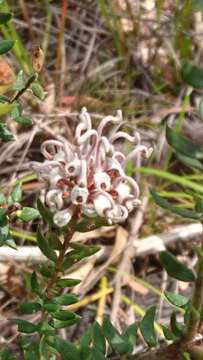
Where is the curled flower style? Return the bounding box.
[32,108,153,227]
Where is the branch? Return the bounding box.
[124,342,203,360]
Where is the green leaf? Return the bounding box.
[56,278,81,288]
[12,70,25,91]
[43,303,59,312]
[50,317,80,329]
[88,349,106,360]
[159,251,195,282]
[0,12,12,24]
[176,153,203,171]
[0,224,9,243]
[0,350,16,360]
[70,242,96,251]
[164,291,189,308]
[30,271,42,297]
[76,216,107,232]
[14,116,32,126]
[51,310,79,321]
[79,326,106,360]
[39,263,55,278]
[47,231,62,250]
[140,306,157,347]
[14,319,39,334]
[0,208,7,226]
[23,346,39,360]
[0,95,10,103]
[195,197,203,213]
[0,192,6,205]
[92,322,106,354]
[166,126,203,159]
[170,312,184,337]
[0,40,14,55]
[5,238,17,249]
[0,123,14,141]
[0,102,15,116]
[102,316,128,354]
[80,324,93,348]
[31,82,45,100]
[122,323,138,354]
[161,325,177,341]
[10,184,22,203]
[52,293,78,306]
[37,321,55,335]
[20,302,41,314]
[151,190,200,220]
[10,102,22,119]
[47,337,80,360]
[16,207,40,222]
[37,198,53,225]
[192,0,203,11]
[199,96,203,119]
[63,243,100,269]
[37,231,57,262]
[181,61,203,88]
[0,96,10,104]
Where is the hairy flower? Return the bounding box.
[32,108,152,227]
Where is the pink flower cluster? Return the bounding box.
[32,108,152,227]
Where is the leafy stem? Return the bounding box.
[9,73,38,103]
[184,221,203,342]
[38,219,77,358]
[45,231,73,299]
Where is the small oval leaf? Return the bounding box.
[53,293,78,306]
[31,82,45,100]
[17,207,40,222]
[56,278,81,288]
[140,306,157,347]
[181,61,203,88]
[0,12,12,24]
[20,302,41,314]
[160,251,195,282]
[48,336,80,360]
[14,116,32,126]
[50,318,80,329]
[0,40,14,55]
[164,291,189,308]
[166,125,203,159]
[37,230,57,262]
[14,319,39,334]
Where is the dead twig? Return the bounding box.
[111,195,149,327]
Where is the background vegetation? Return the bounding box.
[1,0,203,359]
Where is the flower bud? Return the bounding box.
[116,182,130,202]
[49,168,63,187]
[106,158,124,177]
[71,185,89,205]
[53,209,72,227]
[65,159,81,177]
[94,194,112,217]
[82,204,97,217]
[46,190,63,210]
[94,172,111,191]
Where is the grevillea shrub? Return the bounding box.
[1,106,203,359]
[1,8,203,358]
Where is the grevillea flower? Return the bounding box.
[32,108,152,227]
